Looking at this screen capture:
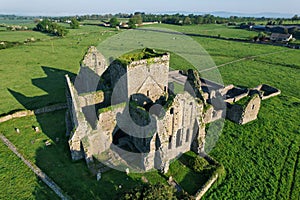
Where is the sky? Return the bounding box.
[1,0,299,16]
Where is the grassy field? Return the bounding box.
[0,20,300,199]
[0,108,216,198]
[0,19,36,29]
[156,24,300,199]
[0,141,59,200]
[204,96,300,199]
[0,110,169,199]
[0,30,52,42]
[149,23,257,40]
[0,24,117,114]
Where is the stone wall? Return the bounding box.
[0,103,67,124]
[66,74,93,161]
[240,94,261,124]
[154,92,205,173]
[226,104,244,124]
[195,174,218,200]
[81,46,107,76]
[78,91,104,107]
[74,91,206,173]
[254,84,281,100]
[226,94,261,125]
[127,54,169,102]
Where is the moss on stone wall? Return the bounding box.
[116,48,167,67]
[235,93,260,108]
[98,102,126,115]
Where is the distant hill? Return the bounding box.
[155,11,294,18]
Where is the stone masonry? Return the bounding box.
[65,46,281,173]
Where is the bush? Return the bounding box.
[109,17,119,28]
[70,18,80,29]
[120,183,192,200]
[34,19,68,36]
[189,156,209,172]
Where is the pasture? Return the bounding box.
[0,19,299,199]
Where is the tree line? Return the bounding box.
[34,19,69,36]
[48,12,300,26]
[33,18,79,36]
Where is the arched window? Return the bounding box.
[168,136,172,149]
[186,129,190,142]
[170,108,174,115]
[176,129,182,147]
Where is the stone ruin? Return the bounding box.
[65,46,281,173]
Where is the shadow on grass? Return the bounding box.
[6,66,153,199]
[32,110,143,199]
[167,152,211,195]
[8,66,76,110]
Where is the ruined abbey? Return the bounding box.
[65,46,280,173]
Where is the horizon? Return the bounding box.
[0,11,297,19]
[1,0,299,18]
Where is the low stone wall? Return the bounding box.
[194,174,218,200]
[233,92,249,103]
[0,134,71,200]
[194,153,224,199]
[0,103,67,124]
[254,84,281,100]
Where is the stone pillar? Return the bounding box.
[161,160,170,174]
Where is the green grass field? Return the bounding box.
[0,141,59,200]
[0,19,36,29]
[204,96,300,199]
[0,20,299,199]
[0,30,52,42]
[0,110,169,199]
[0,24,117,114]
[149,23,257,40]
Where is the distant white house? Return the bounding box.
[270,33,293,42]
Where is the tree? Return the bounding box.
[128,18,137,29]
[289,27,298,34]
[257,32,267,41]
[70,18,80,29]
[292,14,299,21]
[34,19,68,37]
[195,16,203,24]
[33,18,41,24]
[183,17,192,25]
[128,13,143,28]
[109,17,119,28]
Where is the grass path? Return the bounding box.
[0,134,70,200]
[200,49,293,73]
